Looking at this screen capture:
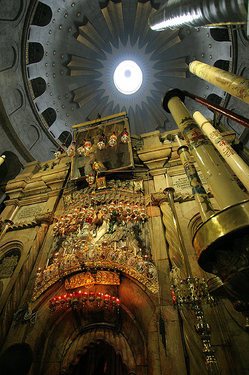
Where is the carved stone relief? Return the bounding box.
[14,203,46,224]
[0,250,20,297]
[0,254,19,278]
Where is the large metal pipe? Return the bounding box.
[183,90,249,130]
[189,60,249,104]
[162,89,246,209]
[193,111,249,192]
[149,0,248,31]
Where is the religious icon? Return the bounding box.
[96,176,107,189]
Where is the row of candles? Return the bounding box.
[49,291,121,312]
[53,201,147,235]
[55,128,129,159]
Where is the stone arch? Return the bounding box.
[63,339,130,374]
[29,275,157,374]
[61,328,136,374]
[0,241,24,343]
[0,247,21,297]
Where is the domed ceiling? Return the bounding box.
[25,0,233,145]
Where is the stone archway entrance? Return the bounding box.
[63,340,129,375]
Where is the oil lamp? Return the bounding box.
[84,140,92,156]
[77,143,85,156]
[108,132,117,147]
[97,134,106,150]
[66,142,76,157]
[121,128,129,143]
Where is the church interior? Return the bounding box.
[1,1,249,374]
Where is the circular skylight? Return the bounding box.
[113,60,143,95]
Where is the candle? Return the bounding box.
[175,134,182,148]
[0,155,6,166]
[165,172,172,188]
[9,206,19,221]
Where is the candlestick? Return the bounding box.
[9,206,19,221]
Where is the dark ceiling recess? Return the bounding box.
[214,59,230,71]
[210,27,230,41]
[207,93,223,107]
[30,77,46,98]
[58,131,72,148]
[41,108,56,128]
[31,2,52,26]
[28,42,44,64]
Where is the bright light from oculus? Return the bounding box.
[113,60,143,95]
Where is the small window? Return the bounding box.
[42,107,56,127]
[31,2,52,27]
[58,131,72,147]
[27,42,44,64]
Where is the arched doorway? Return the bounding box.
[63,340,129,375]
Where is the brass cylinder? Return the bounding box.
[193,111,249,192]
[166,95,246,209]
[189,60,249,104]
